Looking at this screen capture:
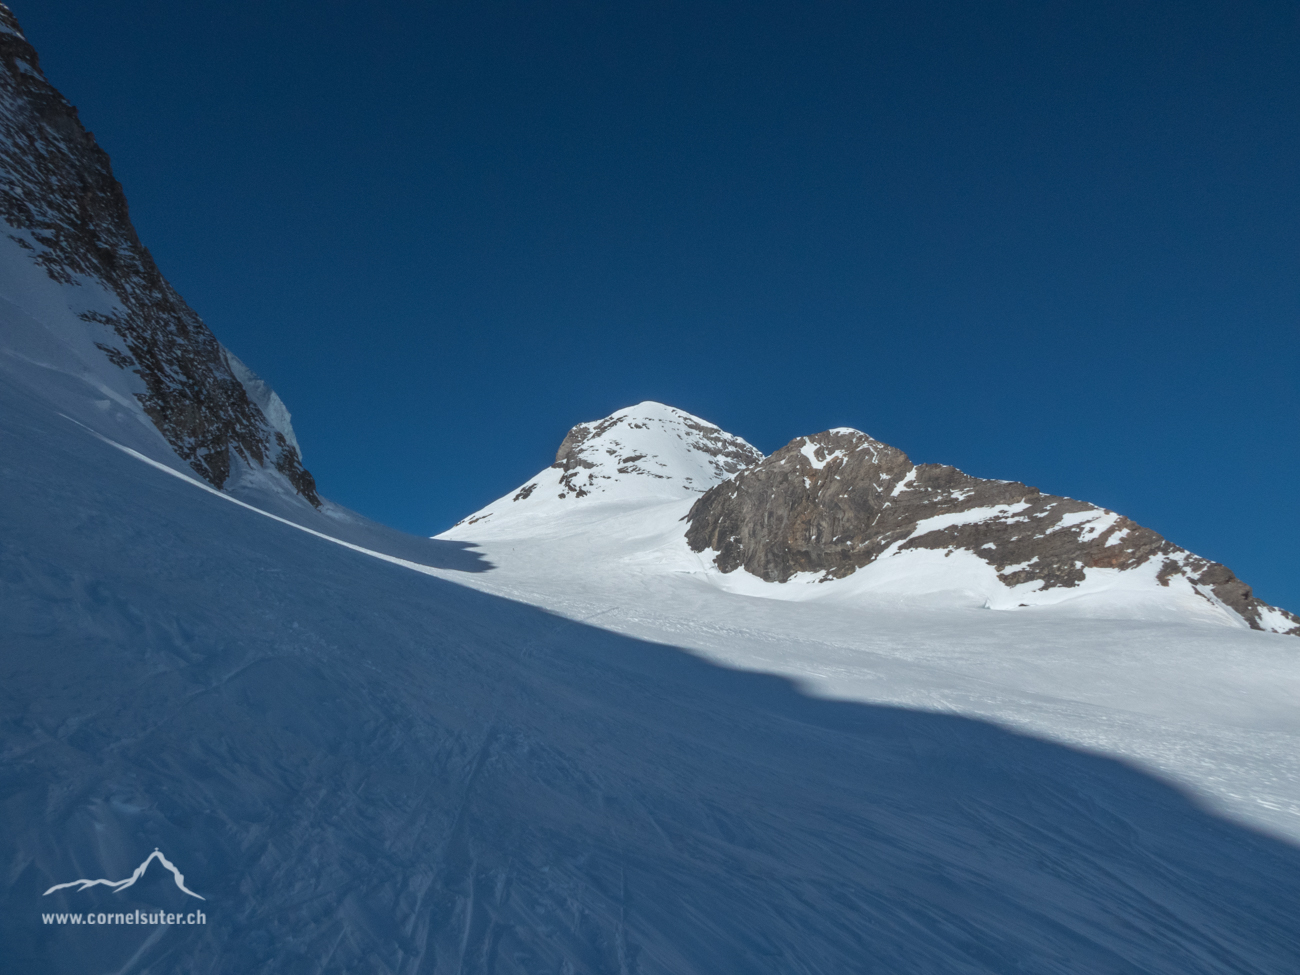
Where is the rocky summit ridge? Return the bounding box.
[0,4,319,505]
[685,427,1299,635]
[449,408,1298,636]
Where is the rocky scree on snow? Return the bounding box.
[0,5,319,505]
[686,428,1300,634]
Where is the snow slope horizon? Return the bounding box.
[0,64,455,562]
[437,403,1300,848]
[2,0,1288,633]
[441,401,1298,634]
[4,368,1300,973]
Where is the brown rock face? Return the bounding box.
[0,6,320,506]
[686,429,1299,635]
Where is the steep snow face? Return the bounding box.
[0,4,318,507]
[446,401,762,535]
[223,349,300,454]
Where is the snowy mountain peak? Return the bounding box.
[552,401,762,496]
[448,403,762,533]
[444,406,1296,636]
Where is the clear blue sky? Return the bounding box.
[16,1,1300,611]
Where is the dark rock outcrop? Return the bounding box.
[0,5,319,505]
[687,428,1299,634]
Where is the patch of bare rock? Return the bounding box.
[686,428,1299,634]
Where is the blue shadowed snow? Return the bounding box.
[2,377,1299,974]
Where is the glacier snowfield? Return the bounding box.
[4,381,1300,973]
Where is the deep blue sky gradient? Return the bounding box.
[16,1,1300,609]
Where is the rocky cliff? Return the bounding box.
[0,4,319,505]
[686,428,1300,635]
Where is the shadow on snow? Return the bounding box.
[2,384,1299,974]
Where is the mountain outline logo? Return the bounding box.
[43,849,205,900]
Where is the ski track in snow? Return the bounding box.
[77,402,1300,848]
[3,384,1300,973]
[4,386,1300,973]
[3,38,1296,966]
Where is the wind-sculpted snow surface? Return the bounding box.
[0,3,318,504]
[5,383,1300,973]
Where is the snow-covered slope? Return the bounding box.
[448,401,762,536]
[442,410,1297,635]
[6,340,1300,975]
[5,6,1300,970]
[0,4,319,508]
[437,406,1300,847]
